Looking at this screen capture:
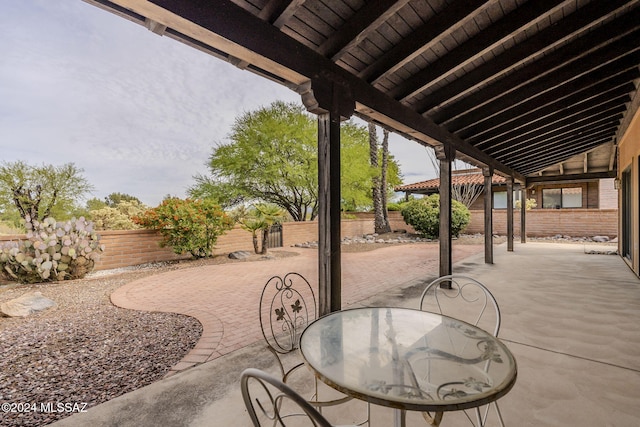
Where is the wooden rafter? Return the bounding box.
[417,0,636,116]
[357,0,488,82]
[388,0,567,101]
[439,40,640,132]
[317,0,410,60]
[258,0,306,28]
[462,73,638,142]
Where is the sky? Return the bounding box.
[0,0,437,207]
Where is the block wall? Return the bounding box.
[464,209,618,237]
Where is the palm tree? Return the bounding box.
[254,204,287,254]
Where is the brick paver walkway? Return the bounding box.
[110,243,484,375]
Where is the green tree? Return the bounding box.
[400,194,470,238]
[190,101,402,219]
[85,197,108,211]
[133,198,234,258]
[104,192,142,207]
[0,161,93,222]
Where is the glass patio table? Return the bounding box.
[299,307,517,427]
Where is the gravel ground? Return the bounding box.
[0,234,615,426]
[0,252,299,427]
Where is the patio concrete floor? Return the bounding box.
[52,241,640,427]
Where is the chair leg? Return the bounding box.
[494,402,506,427]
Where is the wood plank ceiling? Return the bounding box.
[85,0,640,183]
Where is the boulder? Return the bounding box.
[592,236,610,242]
[1,292,56,317]
[228,251,252,260]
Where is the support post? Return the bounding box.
[507,177,514,252]
[317,112,342,315]
[520,183,527,243]
[436,145,454,277]
[483,166,494,264]
[299,78,354,315]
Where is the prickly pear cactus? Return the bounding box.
[0,216,104,284]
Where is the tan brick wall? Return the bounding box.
[599,178,618,210]
[0,208,617,274]
[465,209,618,237]
[0,220,376,272]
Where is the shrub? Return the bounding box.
[134,198,234,258]
[0,216,104,283]
[386,201,405,211]
[89,200,147,230]
[400,194,470,238]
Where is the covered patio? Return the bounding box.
[51,241,640,426]
[82,0,640,313]
[61,1,640,425]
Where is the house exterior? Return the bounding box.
[395,169,618,211]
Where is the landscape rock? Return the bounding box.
[592,236,610,242]
[1,292,56,317]
[228,250,252,260]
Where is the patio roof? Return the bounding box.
[83,0,640,183]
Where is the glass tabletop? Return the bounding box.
[299,307,517,412]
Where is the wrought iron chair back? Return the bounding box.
[416,275,505,427]
[419,274,501,337]
[241,368,334,427]
[259,272,316,358]
[257,273,365,425]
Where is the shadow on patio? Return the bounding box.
[52,242,640,426]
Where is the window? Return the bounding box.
[493,192,507,209]
[542,187,582,209]
[493,189,521,209]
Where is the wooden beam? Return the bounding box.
[520,184,527,243]
[358,0,488,83]
[317,0,410,60]
[486,104,627,156]
[483,166,493,264]
[616,76,640,143]
[317,110,342,315]
[609,143,618,171]
[436,145,454,277]
[259,0,306,28]
[389,0,567,101]
[464,77,636,143]
[527,170,617,184]
[300,79,354,315]
[504,120,622,164]
[584,152,589,173]
[418,0,638,116]
[439,32,640,130]
[517,138,614,174]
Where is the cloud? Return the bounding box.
[0,0,435,207]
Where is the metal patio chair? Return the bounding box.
[259,273,367,425]
[241,368,357,427]
[417,274,505,427]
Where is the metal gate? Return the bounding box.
[267,224,283,248]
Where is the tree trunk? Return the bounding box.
[260,227,269,255]
[252,232,260,254]
[368,123,387,234]
[379,129,392,233]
